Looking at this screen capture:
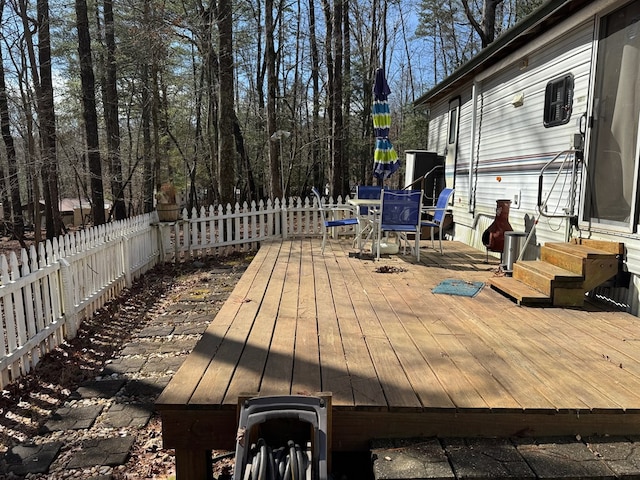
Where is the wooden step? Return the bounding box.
[570,238,625,255]
[493,240,623,309]
[512,260,583,296]
[541,243,618,291]
[551,286,586,308]
[488,276,552,306]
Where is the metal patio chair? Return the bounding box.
[311,187,359,253]
[421,188,454,254]
[376,189,423,261]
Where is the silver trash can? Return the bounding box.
[503,231,528,274]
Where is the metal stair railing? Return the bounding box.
[403,165,444,205]
[517,149,582,263]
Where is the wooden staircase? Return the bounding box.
[489,239,624,307]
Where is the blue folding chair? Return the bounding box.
[355,185,382,216]
[311,187,359,253]
[376,189,423,261]
[421,188,454,254]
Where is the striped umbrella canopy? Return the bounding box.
[372,68,399,181]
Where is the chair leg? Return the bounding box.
[415,230,420,261]
[321,226,327,254]
[397,233,407,255]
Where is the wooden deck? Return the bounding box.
[156,238,640,471]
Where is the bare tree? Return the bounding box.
[216,0,236,204]
[76,0,106,225]
[461,0,504,48]
[320,0,348,197]
[265,0,281,199]
[36,0,63,237]
[101,0,127,220]
[307,0,322,190]
[0,0,25,245]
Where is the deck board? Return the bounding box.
[527,307,640,408]
[157,238,640,453]
[156,241,276,408]
[222,241,292,404]
[391,268,500,410]
[315,247,358,406]
[191,241,283,405]
[334,249,422,410]
[292,239,322,395]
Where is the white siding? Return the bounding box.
[428,20,596,251]
[427,103,449,156]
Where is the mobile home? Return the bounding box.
[415,0,640,313]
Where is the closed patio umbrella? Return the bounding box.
[373,68,399,181]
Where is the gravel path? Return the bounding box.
[0,253,253,479]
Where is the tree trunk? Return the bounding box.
[461,0,504,48]
[482,0,499,47]
[265,0,281,199]
[216,0,236,205]
[331,0,345,197]
[21,0,62,237]
[0,0,25,244]
[37,0,63,238]
[342,0,351,192]
[102,0,126,220]
[320,0,334,194]
[151,62,162,197]
[189,52,205,213]
[233,113,256,203]
[307,0,322,190]
[141,63,154,213]
[76,0,105,225]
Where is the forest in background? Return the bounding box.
[0,0,542,242]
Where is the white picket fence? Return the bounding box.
[0,195,353,387]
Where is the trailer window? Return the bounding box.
[544,74,574,127]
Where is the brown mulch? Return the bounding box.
[375,265,408,274]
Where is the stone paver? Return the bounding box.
[147,312,196,324]
[171,322,208,335]
[165,302,205,312]
[134,324,176,337]
[515,437,616,479]
[153,337,199,354]
[72,379,126,399]
[4,442,63,475]
[370,437,640,480]
[65,436,136,469]
[586,436,640,478]
[103,356,146,374]
[119,336,197,356]
[99,403,153,428]
[446,438,535,479]
[185,312,217,323]
[41,405,104,432]
[122,376,171,398]
[372,438,454,480]
[140,355,186,374]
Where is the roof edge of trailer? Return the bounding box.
[413,0,593,108]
